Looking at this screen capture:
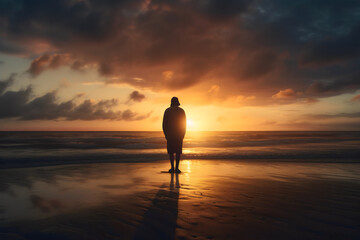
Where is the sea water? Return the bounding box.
[0,131,360,168]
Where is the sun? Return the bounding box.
[187,119,194,127]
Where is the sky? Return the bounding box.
[0,0,360,131]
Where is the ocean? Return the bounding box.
[1,131,360,168]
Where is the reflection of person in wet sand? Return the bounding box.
[132,173,180,239]
[170,172,180,190]
[162,97,186,173]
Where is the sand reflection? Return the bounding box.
[0,161,359,239]
[133,173,180,239]
[0,162,172,222]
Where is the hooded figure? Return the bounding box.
[162,97,186,173]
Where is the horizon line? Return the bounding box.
[1,130,359,132]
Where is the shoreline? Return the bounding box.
[1,157,360,170]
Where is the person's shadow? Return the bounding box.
[132,173,180,239]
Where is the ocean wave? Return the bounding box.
[1,131,360,168]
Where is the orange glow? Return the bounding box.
[186,119,195,131]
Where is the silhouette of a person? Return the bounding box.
[162,97,186,173]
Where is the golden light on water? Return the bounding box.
[185,160,192,174]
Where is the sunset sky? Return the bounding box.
[0,0,360,131]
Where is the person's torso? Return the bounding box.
[165,107,185,139]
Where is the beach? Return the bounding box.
[1,160,359,239]
[2,0,360,238]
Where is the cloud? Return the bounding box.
[82,81,104,86]
[270,89,321,105]
[0,84,151,121]
[27,53,73,76]
[270,120,360,131]
[306,73,360,97]
[305,112,360,120]
[300,98,319,104]
[30,195,63,213]
[350,94,360,102]
[198,0,253,20]
[272,88,302,100]
[121,109,151,120]
[0,0,360,99]
[0,74,15,94]
[241,50,278,79]
[27,53,93,76]
[208,85,220,94]
[301,24,360,65]
[0,38,26,54]
[0,87,32,118]
[129,90,145,102]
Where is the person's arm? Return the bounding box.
[181,110,186,139]
[162,109,168,139]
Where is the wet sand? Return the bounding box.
[0,160,359,239]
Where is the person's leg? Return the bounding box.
[175,153,181,172]
[169,153,175,172]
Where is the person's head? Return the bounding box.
[170,97,180,107]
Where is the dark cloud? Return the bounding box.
[198,0,252,20]
[0,0,360,99]
[28,54,73,76]
[301,24,360,65]
[30,194,62,213]
[27,53,89,76]
[0,87,32,118]
[0,82,151,121]
[0,0,140,42]
[306,73,360,97]
[129,90,145,102]
[0,74,15,94]
[241,50,278,78]
[0,38,26,54]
